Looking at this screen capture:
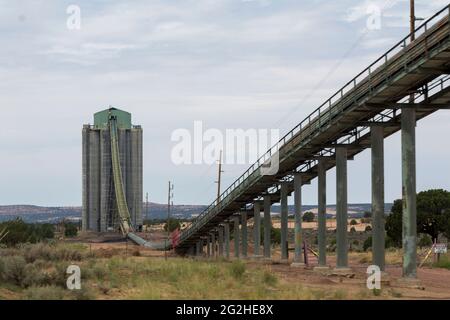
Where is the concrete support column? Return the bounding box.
[263,195,272,260]
[196,241,201,257]
[241,211,248,258]
[280,183,289,262]
[224,222,230,259]
[253,202,262,258]
[371,126,385,271]
[211,232,216,258]
[401,108,418,280]
[292,174,304,267]
[336,147,349,270]
[206,235,211,258]
[316,160,328,269]
[218,226,224,257]
[233,216,240,258]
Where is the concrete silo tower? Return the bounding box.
[82,107,143,233]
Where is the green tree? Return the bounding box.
[164,218,181,232]
[363,236,372,252]
[271,227,281,244]
[64,223,78,237]
[0,219,55,246]
[258,222,281,244]
[386,189,450,245]
[302,212,315,222]
[385,199,403,246]
[418,233,432,247]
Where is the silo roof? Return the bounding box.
[94,107,132,129]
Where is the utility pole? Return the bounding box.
[145,192,149,237]
[166,181,174,260]
[410,0,415,42]
[145,192,149,221]
[215,150,224,205]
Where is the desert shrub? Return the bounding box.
[350,227,356,233]
[24,243,83,263]
[53,246,83,261]
[0,247,19,257]
[24,285,66,300]
[50,261,71,287]
[132,248,141,256]
[365,226,372,232]
[0,255,27,286]
[229,260,246,279]
[64,223,78,238]
[24,243,53,263]
[350,219,358,226]
[95,248,118,258]
[262,270,277,286]
[22,263,54,288]
[91,264,108,281]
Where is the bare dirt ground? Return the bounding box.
[69,233,450,300]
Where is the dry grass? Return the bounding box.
[3,242,448,300]
[0,242,359,300]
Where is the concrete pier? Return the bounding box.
[335,147,349,270]
[371,126,385,271]
[401,108,418,280]
[253,202,262,258]
[218,226,224,257]
[224,222,230,259]
[196,241,202,258]
[241,211,248,258]
[207,235,211,258]
[315,159,328,270]
[233,216,240,258]
[263,195,272,260]
[292,174,305,267]
[280,183,289,262]
[211,232,216,258]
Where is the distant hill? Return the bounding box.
[0,203,207,223]
[0,202,393,223]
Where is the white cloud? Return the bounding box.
[0,0,449,206]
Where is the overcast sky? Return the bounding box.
[1,0,449,207]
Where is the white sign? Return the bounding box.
[434,244,448,254]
